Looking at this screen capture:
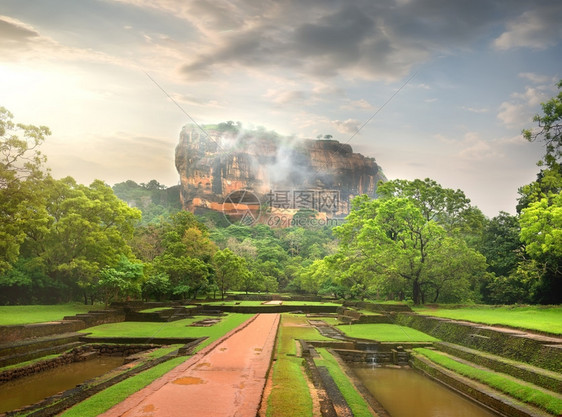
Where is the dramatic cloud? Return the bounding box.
[0,16,39,46]
[494,4,562,50]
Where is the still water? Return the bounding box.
[0,356,124,413]
[354,367,499,417]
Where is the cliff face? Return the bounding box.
[175,125,386,216]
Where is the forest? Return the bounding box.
[1,82,560,306]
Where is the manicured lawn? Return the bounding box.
[338,323,438,342]
[413,348,562,415]
[203,300,341,307]
[205,300,265,306]
[266,314,330,417]
[314,348,374,416]
[81,313,253,352]
[413,305,562,335]
[0,303,105,325]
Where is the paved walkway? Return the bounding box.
[100,313,280,417]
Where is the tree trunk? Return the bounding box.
[412,280,422,305]
[432,289,440,303]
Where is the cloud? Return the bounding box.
[493,4,562,50]
[169,0,538,82]
[518,72,555,84]
[462,106,489,114]
[497,85,551,127]
[331,119,361,135]
[437,132,503,160]
[0,15,39,46]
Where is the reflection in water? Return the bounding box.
[0,356,124,413]
[354,367,499,417]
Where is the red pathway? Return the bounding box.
[100,313,280,417]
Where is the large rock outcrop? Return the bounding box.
[175,124,386,217]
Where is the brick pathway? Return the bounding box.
[100,313,280,417]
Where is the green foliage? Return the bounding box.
[516,82,562,304]
[522,80,562,168]
[141,272,171,301]
[21,177,142,302]
[333,195,487,304]
[520,193,562,259]
[0,107,49,274]
[97,256,144,306]
[377,178,485,238]
[112,180,181,224]
[414,348,562,415]
[213,248,249,299]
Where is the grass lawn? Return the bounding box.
[203,300,341,307]
[413,348,562,415]
[138,307,174,313]
[0,303,106,325]
[314,348,374,416]
[266,314,331,417]
[413,305,562,335]
[81,313,253,352]
[338,323,438,342]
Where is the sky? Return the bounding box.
[1,0,561,217]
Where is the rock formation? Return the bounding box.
[175,124,386,218]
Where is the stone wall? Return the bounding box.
[0,321,85,344]
[395,313,562,372]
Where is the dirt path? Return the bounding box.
[100,313,280,417]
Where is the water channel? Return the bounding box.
[353,367,500,417]
[0,356,124,413]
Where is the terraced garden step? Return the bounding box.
[436,341,562,393]
[0,332,83,357]
[412,349,562,416]
[0,341,84,368]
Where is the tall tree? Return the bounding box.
[377,178,485,240]
[517,80,562,303]
[334,195,486,304]
[213,248,249,300]
[0,107,49,273]
[23,177,141,303]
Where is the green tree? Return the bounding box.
[23,177,141,303]
[142,272,171,301]
[334,196,486,304]
[517,80,562,304]
[377,178,485,239]
[213,248,249,300]
[519,193,562,303]
[97,256,144,307]
[0,107,49,273]
[523,80,562,168]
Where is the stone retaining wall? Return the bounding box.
[0,321,85,344]
[395,313,562,373]
[0,310,125,344]
[0,344,158,384]
[411,353,546,417]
